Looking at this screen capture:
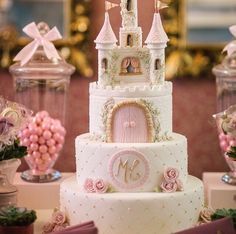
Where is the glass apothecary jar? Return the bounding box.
[9,23,75,182]
[213,52,236,184]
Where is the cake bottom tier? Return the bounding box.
[60,175,204,234]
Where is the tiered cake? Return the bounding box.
[60,1,204,233]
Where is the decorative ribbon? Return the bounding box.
[105,1,119,12]
[13,22,62,66]
[223,25,236,56]
[155,0,168,13]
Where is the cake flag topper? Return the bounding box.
[155,0,168,13]
[105,1,119,11]
[13,22,62,66]
[223,25,236,56]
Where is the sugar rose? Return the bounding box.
[94,179,108,193]
[84,178,95,193]
[164,167,179,182]
[51,210,66,225]
[160,181,178,193]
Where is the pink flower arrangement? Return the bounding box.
[84,178,109,193]
[160,167,183,193]
[42,209,69,234]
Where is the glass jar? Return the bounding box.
[213,52,236,184]
[213,52,236,112]
[9,23,75,182]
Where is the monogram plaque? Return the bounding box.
[108,149,150,190]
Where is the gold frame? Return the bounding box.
[106,100,155,143]
[165,0,224,79]
[0,0,92,77]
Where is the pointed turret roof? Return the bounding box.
[95,12,117,44]
[145,13,169,44]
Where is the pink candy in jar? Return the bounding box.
[19,111,66,175]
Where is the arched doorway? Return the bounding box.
[155,59,161,70]
[107,101,154,143]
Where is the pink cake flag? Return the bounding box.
[223,25,236,56]
[13,22,62,66]
[155,0,168,13]
[105,1,119,12]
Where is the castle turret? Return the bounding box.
[145,12,169,84]
[95,12,117,85]
[120,0,142,48]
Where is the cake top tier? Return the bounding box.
[95,0,169,87]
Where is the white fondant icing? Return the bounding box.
[75,133,187,192]
[89,82,172,137]
[60,176,204,234]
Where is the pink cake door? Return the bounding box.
[112,104,148,143]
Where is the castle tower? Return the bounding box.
[145,12,169,84]
[95,12,117,85]
[120,0,142,48]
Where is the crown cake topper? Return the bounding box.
[13,22,62,66]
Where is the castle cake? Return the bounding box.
[60,1,204,233]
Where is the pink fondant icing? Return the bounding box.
[94,179,109,193]
[160,180,178,193]
[112,105,148,143]
[108,149,150,190]
[84,178,95,193]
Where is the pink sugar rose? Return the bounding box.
[84,178,95,193]
[52,224,68,232]
[51,210,66,225]
[161,181,178,193]
[94,179,108,193]
[164,167,179,182]
[42,221,55,233]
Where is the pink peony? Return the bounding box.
[164,167,179,182]
[160,181,178,193]
[94,179,109,193]
[51,210,66,225]
[42,222,55,233]
[84,178,95,193]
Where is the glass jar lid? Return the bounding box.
[9,22,75,78]
[213,52,236,77]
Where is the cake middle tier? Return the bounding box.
[76,133,188,192]
[89,81,172,140]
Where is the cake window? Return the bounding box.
[155,59,161,70]
[127,34,133,47]
[102,58,108,71]
[127,0,132,11]
[120,57,141,74]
